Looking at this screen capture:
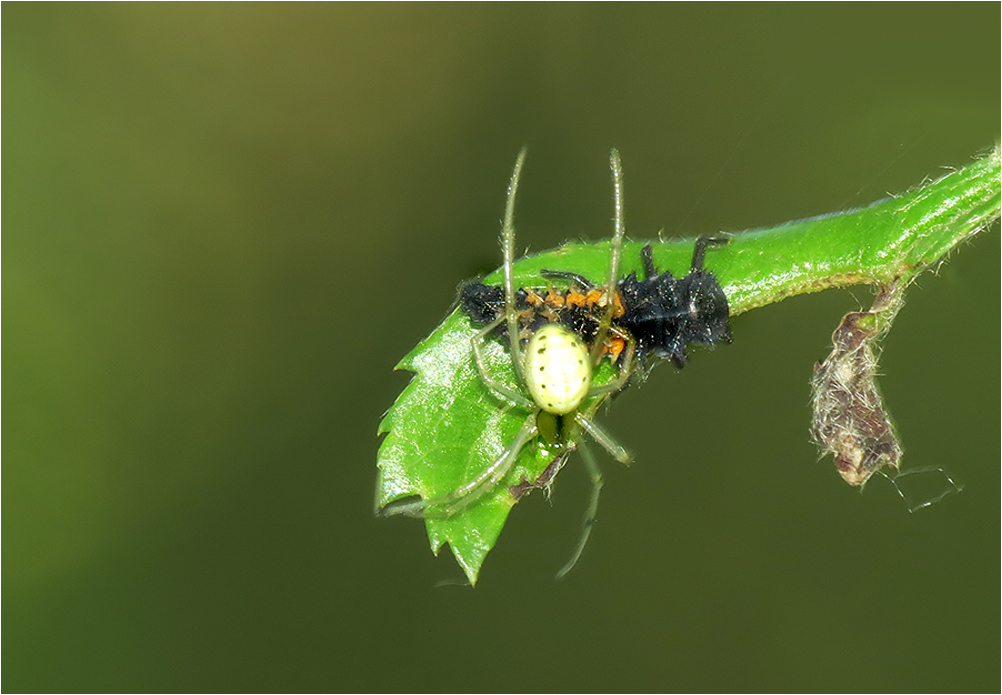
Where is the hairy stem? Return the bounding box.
[498,146,1000,315]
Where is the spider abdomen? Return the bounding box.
[523,323,592,415]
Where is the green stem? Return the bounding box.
[501,146,1000,315]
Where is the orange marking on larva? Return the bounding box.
[584,289,604,307]
[526,290,545,306]
[606,336,626,363]
[545,288,566,308]
[566,290,587,307]
[579,289,625,319]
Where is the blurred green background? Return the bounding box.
[4,4,998,692]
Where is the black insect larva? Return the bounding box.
[460,236,732,372]
[617,237,732,369]
[458,281,627,361]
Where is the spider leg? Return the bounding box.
[503,148,528,380]
[471,317,534,410]
[555,440,603,579]
[573,411,632,465]
[434,413,539,516]
[382,413,539,519]
[591,149,627,365]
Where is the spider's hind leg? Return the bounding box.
[471,317,534,410]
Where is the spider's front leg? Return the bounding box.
[470,317,534,411]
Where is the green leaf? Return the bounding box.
[376,147,1000,585]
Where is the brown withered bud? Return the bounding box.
[811,284,906,487]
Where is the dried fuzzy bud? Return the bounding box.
[811,284,905,486]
